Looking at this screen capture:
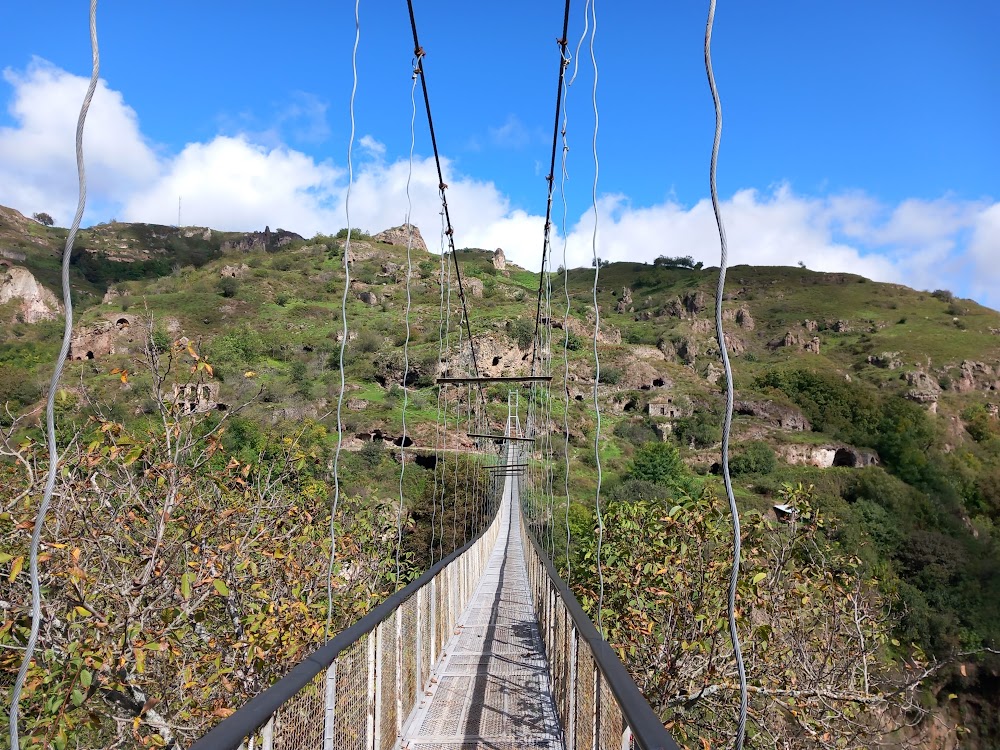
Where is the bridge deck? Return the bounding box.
[401,479,564,750]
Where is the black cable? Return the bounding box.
[404,0,489,412]
[530,0,573,374]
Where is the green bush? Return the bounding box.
[629,442,684,486]
[729,441,777,475]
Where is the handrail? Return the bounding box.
[519,486,680,750]
[190,494,500,750]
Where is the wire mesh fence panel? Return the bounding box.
[270,668,326,750]
[378,615,398,750]
[400,594,418,721]
[331,634,371,750]
[552,597,569,728]
[599,671,625,750]
[420,588,432,692]
[575,645,596,750]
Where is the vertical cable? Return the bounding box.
[559,43,575,583]
[584,0,606,636]
[395,64,418,586]
[430,212,449,564]
[705,1,748,746]
[9,4,98,747]
[327,0,360,642]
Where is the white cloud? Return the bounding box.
[0,60,996,311]
[488,114,530,149]
[0,57,159,223]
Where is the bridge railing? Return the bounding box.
[191,493,504,750]
[519,489,680,750]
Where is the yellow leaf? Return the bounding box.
[8,555,24,582]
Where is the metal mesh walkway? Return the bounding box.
[401,477,564,750]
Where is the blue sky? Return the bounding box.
[1,1,998,307]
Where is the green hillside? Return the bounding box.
[3,204,999,747]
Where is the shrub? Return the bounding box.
[275,292,291,307]
[354,329,383,354]
[601,367,623,385]
[629,442,684,486]
[564,332,583,351]
[217,277,240,298]
[729,441,777,475]
[931,289,954,303]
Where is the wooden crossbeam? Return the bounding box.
[485,463,529,470]
[467,433,535,443]
[436,376,553,385]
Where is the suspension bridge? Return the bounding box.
[8,0,746,748]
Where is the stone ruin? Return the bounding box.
[648,397,690,420]
[170,382,224,414]
[68,314,140,360]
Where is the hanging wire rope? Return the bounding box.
[9,4,99,748]
[326,0,361,642]
[395,63,419,586]
[582,0,607,636]
[530,0,572,375]
[705,0,748,746]
[462,382,472,545]
[430,212,450,564]
[559,42,575,583]
[450,320,466,552]
[405,0,488,413]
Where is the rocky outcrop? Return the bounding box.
[68,314,141,360]
[905,370,942,412]
[674,336,699,365]
[552,315,622,345]
[868,351,902,369]
[220,264,249,278]
[803,319,818,332]
[357,291,379,306]
[465,277,484,298]
[615,286,634,314]
[778,444,879,468]
[683,291,707,316]
[735,400,811,431]
[492,248,506,271]
[0,266,61,322]
[372,223,427,251]
[221,227,303,253]
[953,361,1000,394]
[804,336,821,354]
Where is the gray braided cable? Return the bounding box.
[585,0,606,637]
[396,65,418,586]
[9,4,99,748]
[705,1,748,746]
[327,0,360,642]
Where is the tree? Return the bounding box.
[570,483,934,750]
[1,320,414,748]
[629,442,684,486]
[32,212,54,226]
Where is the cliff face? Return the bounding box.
[0,266,61,322]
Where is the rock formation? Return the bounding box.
[492,248,506,271]
[615,286,634,314]
[373,224,428,251]
[0,266,61,322]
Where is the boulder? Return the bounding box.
[465,277,484,298]
[358,291,379,306]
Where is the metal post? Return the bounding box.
[367,632,377,750]
[415,588,423,694]
[567,626,578,750]
[261,717,274,750]
[323,663,337,750]
[429,577,436,666]
[396,609,403,742]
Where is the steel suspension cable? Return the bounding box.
[404,1,488,412]
[327,0,361,642]
[530,0,572,375]
[705,1,748,746]
[395,63,419,586]
[9,4,99,748]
